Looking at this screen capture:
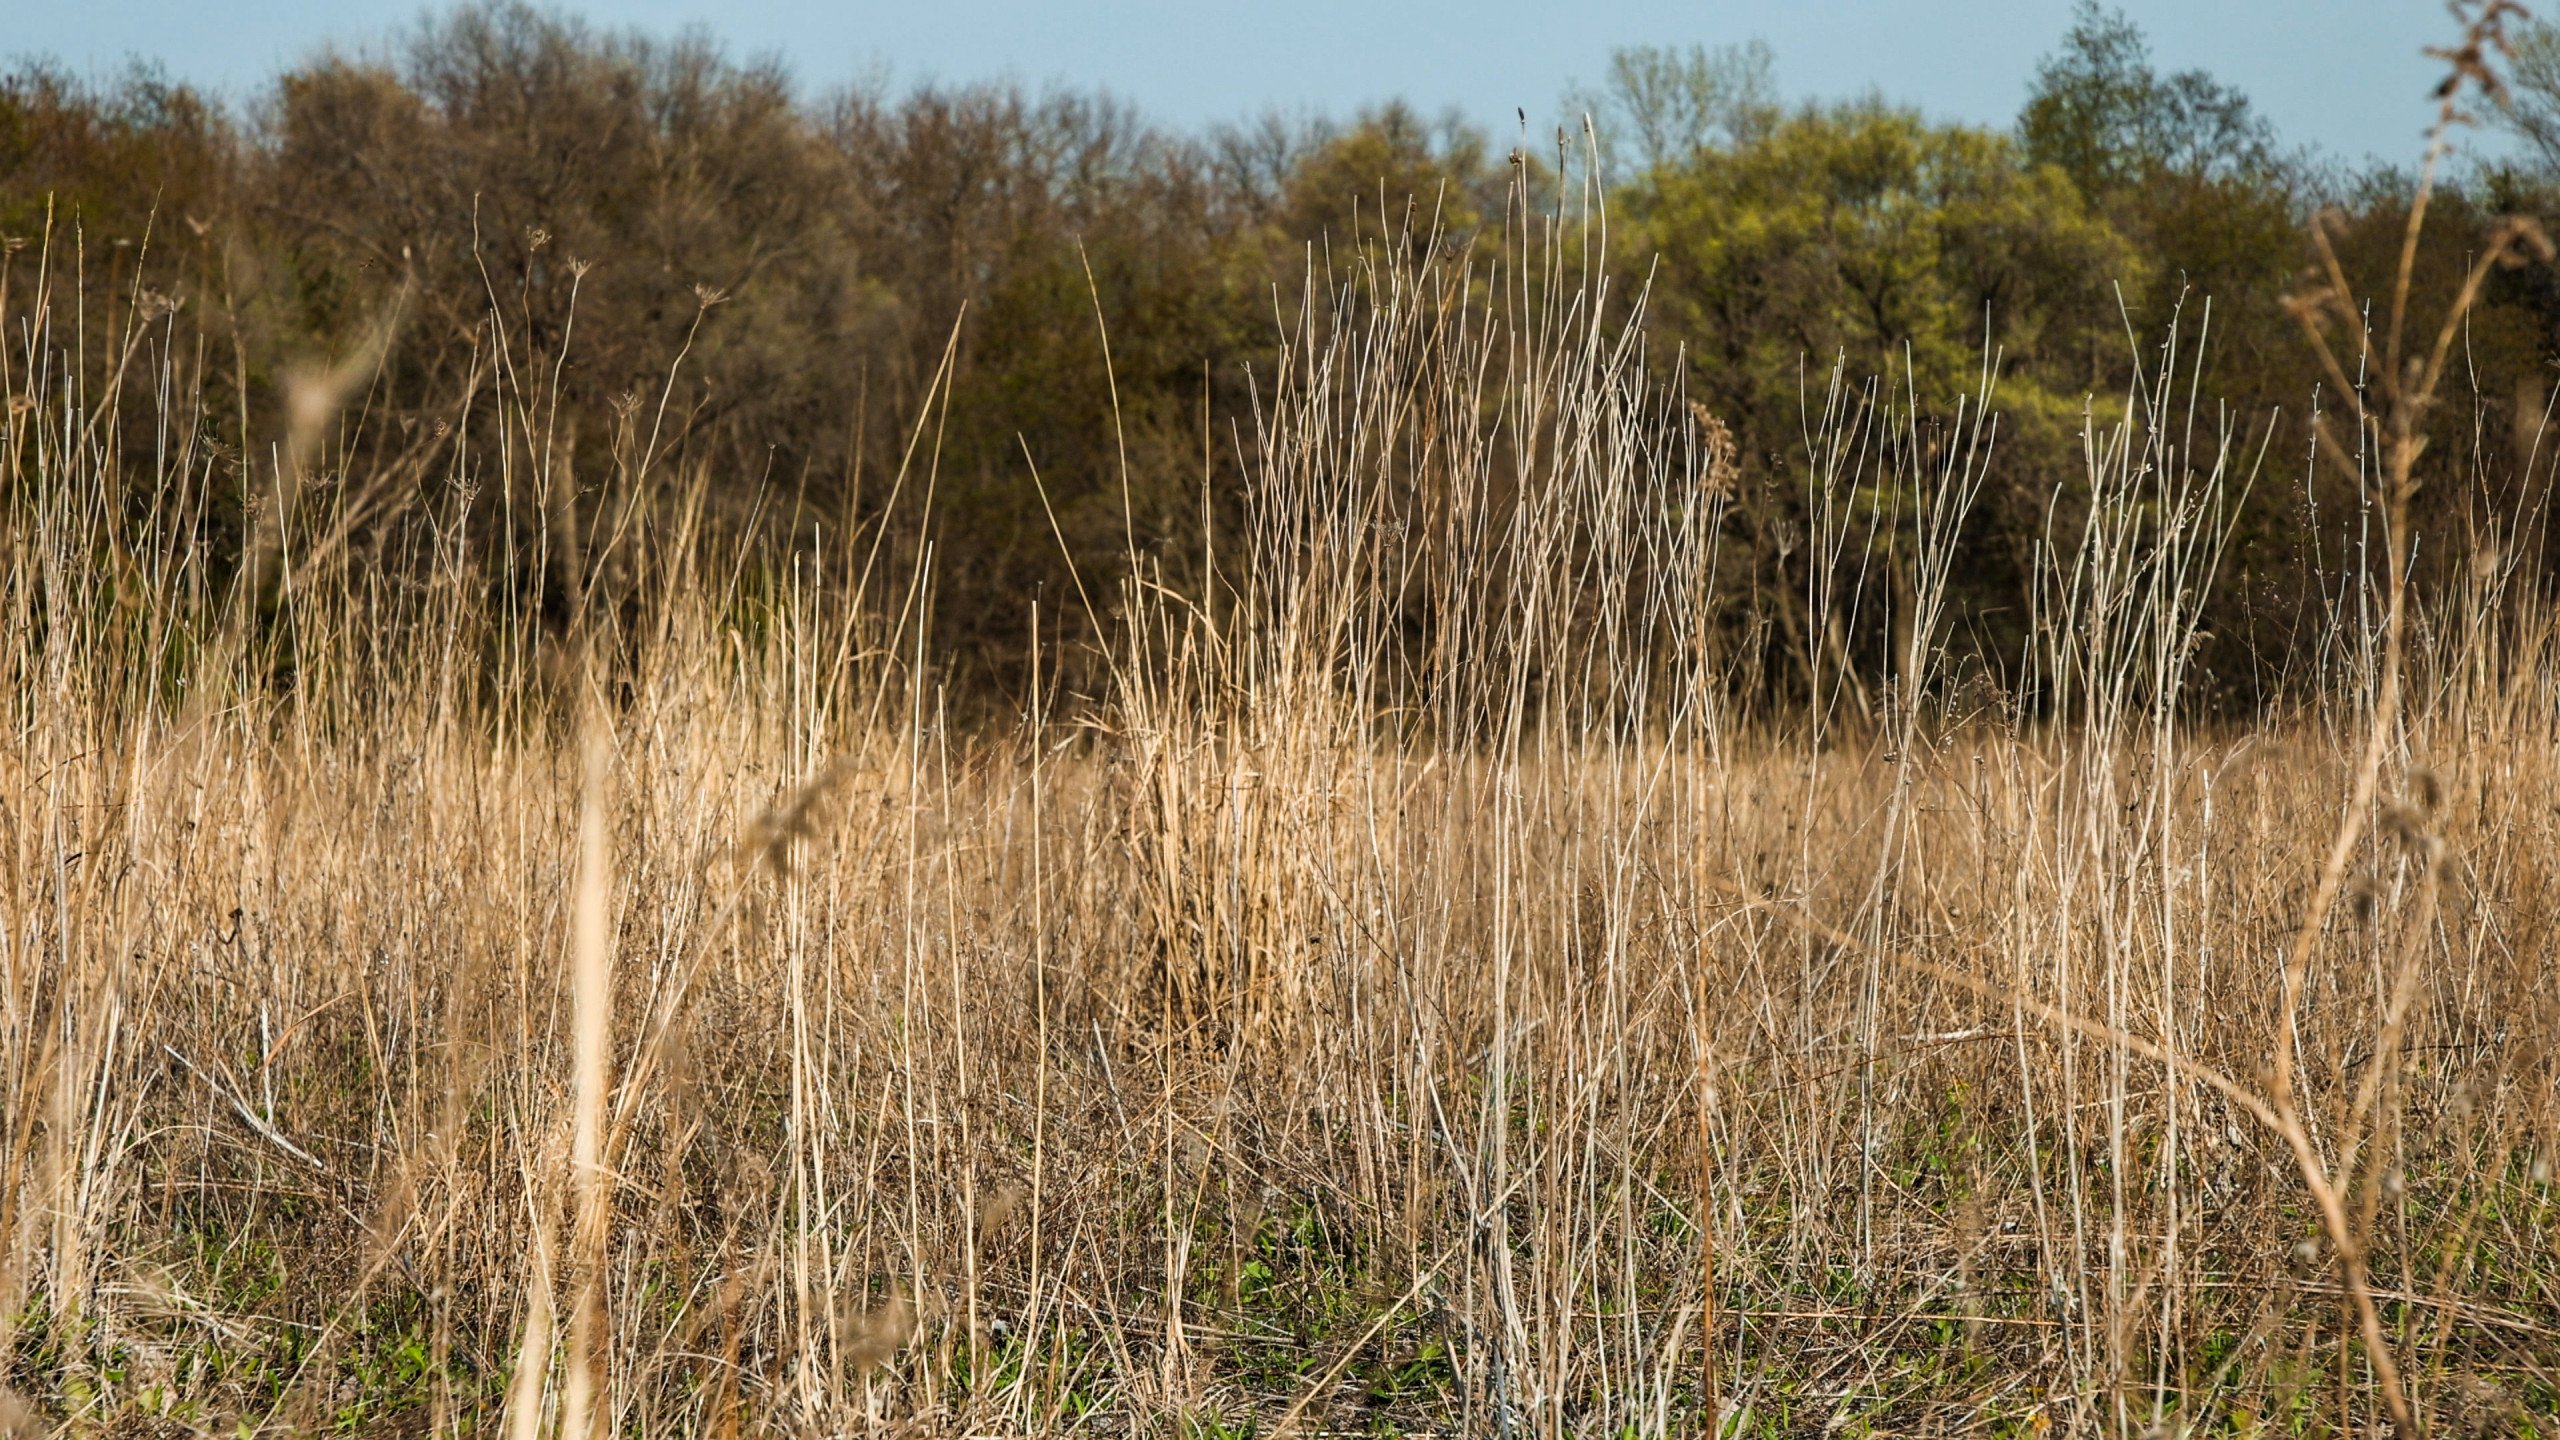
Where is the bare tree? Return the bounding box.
[1563,41,1779,180]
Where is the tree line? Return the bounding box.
[8,1,2560,709]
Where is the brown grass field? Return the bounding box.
[6,47,2560,1439]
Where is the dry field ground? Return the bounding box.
[6,105,2560,1440]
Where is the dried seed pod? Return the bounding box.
[2407,765,2444,815]
[2380,801,2427,848]
[2347,870,2382,923]
[838,1289,917,1376]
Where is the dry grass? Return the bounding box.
[6,62,2560,1440]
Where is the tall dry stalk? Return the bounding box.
[2263,6,2552,1429]
[564,720,618,1440]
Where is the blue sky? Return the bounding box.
[15,1,2510,171]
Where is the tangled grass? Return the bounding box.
[5,63,2560,1440]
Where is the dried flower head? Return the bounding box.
[2347,870,2382,923]
[739,754,857,878]
[837,1289,916,1376]
[1687,400,1742,501]
[976,1180,1028,1240]
[2427,1,2529,103]
[2380,801,2427,849]
[2407,766,2444,816]
[2442,1372,2522,1437]
[2471,542,2503,584]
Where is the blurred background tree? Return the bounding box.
[1564,40,1780,179]
[6,0,2554,712]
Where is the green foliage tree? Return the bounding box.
[2019,4,2298,383]
[1630,103,2139,694]
[12,2,2559,711]
[2013,5,2318,698]
[2020,3,2284,193]
[1638,104,2134,458]
[1267,103,1499,247]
